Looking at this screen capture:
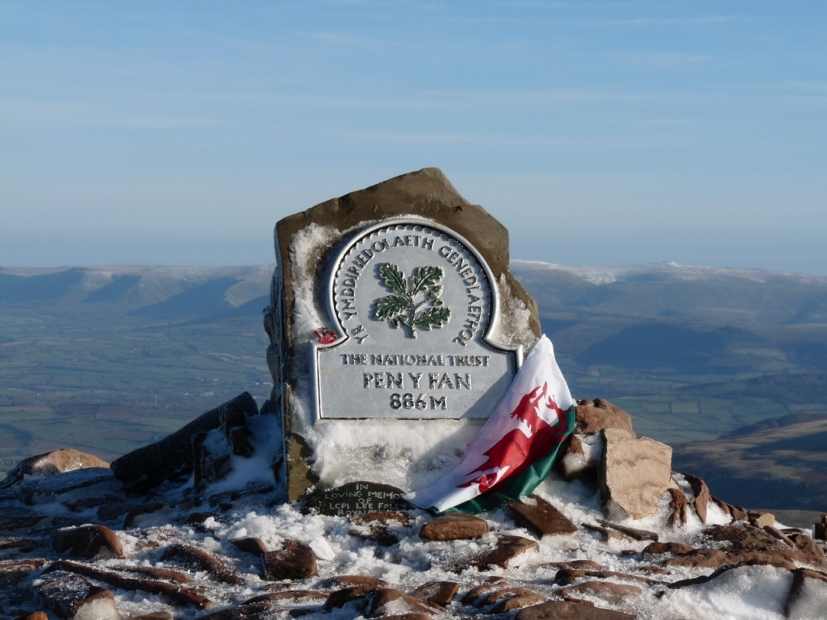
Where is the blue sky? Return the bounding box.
[1,1,825,272]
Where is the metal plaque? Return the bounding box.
[312,219,520,420]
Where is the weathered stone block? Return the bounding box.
[598,427,672,520]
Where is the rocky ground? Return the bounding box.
[2,396,827,619]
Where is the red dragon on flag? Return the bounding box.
[459,383,570,494]
[406,335,576,513]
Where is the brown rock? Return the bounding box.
[784,568,827,618]
[763,526,795,548]
[711,495,731,518]
[262,539,318,581]
[731,551,797,570]
[575,399,635,434]
[642,541,695,556]
[683,473,710,523]
[515,600,636,619]
[162,543,243,585]
[420,513,488,541]
[123,565,192,584]
[480,587,544,606]
[581,522,631,543]
[133,613,175,620]
[705,523,791,554]
[110,392,258,490]
[598,428,672,520]
[557,581,641,605]
[663,548,729,569]
[123,503,163,529]
[668,564,736,590]
[492,591,548,613]
[545,559,604,571]
[460,580,509,604]
[509,495,577,538]
[51,524,123,559]
[195,602,275,620]
[381,615,433,620]
[364,588,441,617]
[596,519,659,542]
[232,536,269,556]
[479,535,540,569]
[729,504,748,521]
[321,574,388,589]
[244,590,330,604]
[666,488,689,527]
[554,569,657,586]
[19,613,49,620]
[35,570,120,620]
[349,510,414,544]
[748,511,775,529]
[409,581,459,607]
[0,449,109,489]
[47,559,213,609]
[786,531,827,567]
[324,585,385,611]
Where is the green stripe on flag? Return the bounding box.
[447,407,576,515]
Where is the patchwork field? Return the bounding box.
[2,261,827,510]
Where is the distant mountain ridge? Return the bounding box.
[2,260,827,510]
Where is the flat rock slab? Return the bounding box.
[262,540,318,581]
[508,495,577,538]
[599,427,672,520]
[0,449,109,489]
[515,600,637,619]
[410,581,460,607]
[365,588,442,617]
[642,541,695,556]
[51,524,123,559]
[420,513,489,541]
[492,591,548,613]
[557,581,642,605]
[683,473,710,524]
[481,535,540,569]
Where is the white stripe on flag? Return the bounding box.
[405,335,575,512]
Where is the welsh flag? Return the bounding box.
[405,335,576,514]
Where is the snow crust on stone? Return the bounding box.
[492,273,536,348]
[289,223,343,349]
[201,414,281,496]
[283,221,536,492]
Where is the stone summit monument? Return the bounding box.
[264,168,541,508]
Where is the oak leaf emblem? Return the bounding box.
[374,263,451,338]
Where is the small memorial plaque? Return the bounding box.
[313,220,520,420]
[307,481,408,517]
